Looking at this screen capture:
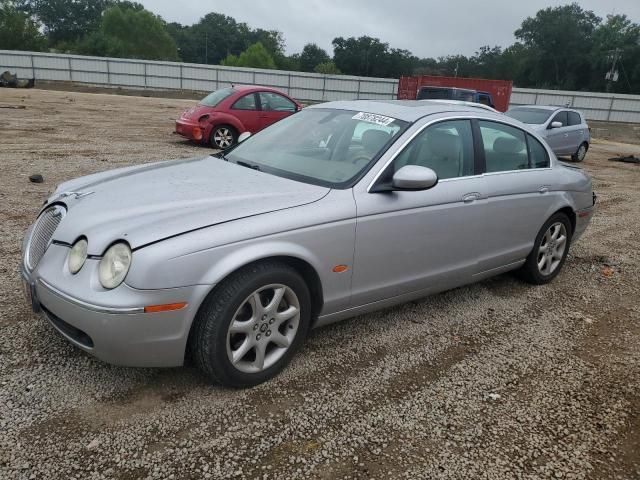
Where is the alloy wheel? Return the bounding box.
[577,144,587,161]
[226,284,300,373]
[213,127,234,149]
[537,222,567,276]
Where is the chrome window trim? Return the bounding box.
[482,167,553,177]
[366,114,555,193]
[38,278,144,314]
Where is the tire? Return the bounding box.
[189,261,311,388]
[209,125,237,150]
[517,212,573,285]
[572,142,588,162]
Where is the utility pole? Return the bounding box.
[605,48,621,93]
[205,31,208,64]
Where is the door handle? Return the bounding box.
[538,186,549,194]
[564,133,569,137]
[463,193,480,203]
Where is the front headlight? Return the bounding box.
[98,242,132,289]
[68,238,88,274]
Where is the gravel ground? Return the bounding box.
[0,89,639,480]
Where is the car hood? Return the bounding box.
[49,157,330,253]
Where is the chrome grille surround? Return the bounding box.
[25,205,66,270]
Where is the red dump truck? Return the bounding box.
[397,75,513,112]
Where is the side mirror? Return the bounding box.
[391,165,438,191]
[295,104,302,112]
[238,131,252,143]
[550,121,563,129]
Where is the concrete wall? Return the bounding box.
[0,50,398,103]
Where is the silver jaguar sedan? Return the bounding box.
[21,100,595,387]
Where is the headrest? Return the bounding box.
[427,131,460,158]
[493,136,525,154]
[361,129,391,155]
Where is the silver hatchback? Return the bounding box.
[21,100,595,387]
[506,106,591,162]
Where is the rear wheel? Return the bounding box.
[518,212,572,285]
[189,261,311,387]
[210,125,237,150]
[572,142,588,162]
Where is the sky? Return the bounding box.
[140,0,640,58]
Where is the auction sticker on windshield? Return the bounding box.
[352,112,395,126]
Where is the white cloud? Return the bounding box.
[141,0,640,58]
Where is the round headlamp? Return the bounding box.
[68,238,88,274]
[98,242,132,289]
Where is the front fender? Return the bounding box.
[125,189,357,315]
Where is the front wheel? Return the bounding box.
[189,261,311,387]
[572,142,588,162]
[210,125,237,150]
[518,212,572,285]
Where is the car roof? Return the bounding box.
[430,99,499,113]
[307,99,501,122]
[419,86,475,93]
[509,105,563,112]
[227,84,290,94]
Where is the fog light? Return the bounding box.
[192,127,203,141]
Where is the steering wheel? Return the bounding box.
[351,154,371,164]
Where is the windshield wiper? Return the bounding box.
[212,151,230,161]
[235,160,261,171]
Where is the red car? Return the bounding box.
[175,85,302,149]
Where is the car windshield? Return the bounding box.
[225,108,408,188]
[505,108,553,125]
[199,87,235,107]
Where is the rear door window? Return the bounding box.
[479,121,529,172]
[452,90,475,102]
[477,94,491,106]
[567,111,582,126]
[417,88,450,100]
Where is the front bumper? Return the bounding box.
[21,245,211,367]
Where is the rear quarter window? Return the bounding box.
[527,134,550,168]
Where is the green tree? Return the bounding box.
[590,14,640,92]
[250,28,285,58]
[299,43,330,72]
[221,42,276,69]
[314,61,341,75]
[332,36,418,77]
[274,52,300,71]
[0,0,47,50]
[332,36,389,76]
[18,0,112,46]
[515,3,600,89]
[77,5,179,60]
[166,13,285,65]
